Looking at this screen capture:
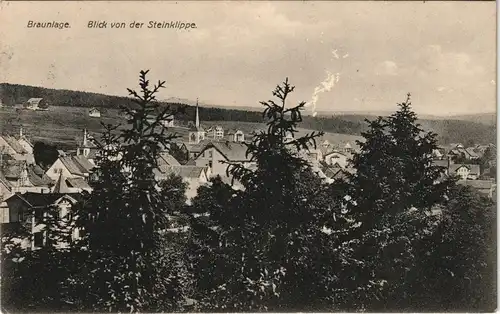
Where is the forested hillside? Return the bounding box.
[0,83,495,144]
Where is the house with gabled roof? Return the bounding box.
[458,180,496,199]
[225,129,245,143]
[324,150,353,169]
[88,107,101,118]
[25,98,45,110]
[154,165,210,200]
[0,160,53,195]
[464,147,480,160]
[45,154,95,182]
[76,129,101,163]
[449,164,481,180]
[182,140,211,159]
[1,192,83,249]
[194,141,252,179]
[0,132,35,164]
[52,172,92,194]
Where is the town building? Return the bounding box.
[0,160,53,198]
[25,98,45,110]
[76,129,100,163]
[45,154,95,182]
[154,165,210,200]
[226,129,245,143]
[0,131,35,164]
[88,107,101,118]
[449,164,481,180]
[194,141,253,179]
[188,100,206,144]
[323,151,353,169]
[457,180,497,200]
[0,192,82,250]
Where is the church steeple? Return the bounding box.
[188,98,205,144]
[195,98,200,129]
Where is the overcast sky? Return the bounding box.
[0,1,496,115]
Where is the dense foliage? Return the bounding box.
[0,76,495,313]
[33,141,60,170]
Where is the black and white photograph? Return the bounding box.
[0,1,497,312]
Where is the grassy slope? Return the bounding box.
[0,106,362,149]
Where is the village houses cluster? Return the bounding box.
[0,101,496,250]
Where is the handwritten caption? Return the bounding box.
[26,20,197,30]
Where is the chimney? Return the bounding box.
[19,126,23,139]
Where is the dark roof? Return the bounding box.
[8,192,81,207]
[66,177,91,189]
[154,165,207,180]
[183,140,211,153]
[1,160,52,186]
[157,152,181,169]
[457,180,495,190]
[1,135,27,154]
[60,156,95,175]
[1,160,25,178]
[432,160,449,168]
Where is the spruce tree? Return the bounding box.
[189,79,357,311]
[70,70,187,312]
[338,94,455,310]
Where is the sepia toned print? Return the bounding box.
[0,1,496,312]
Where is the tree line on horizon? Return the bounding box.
[0,82,495,145]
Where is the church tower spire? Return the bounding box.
[195,98,200,129]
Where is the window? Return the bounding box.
[208,161,213,168]
[17,210,24,223]
[34,232,44,248]
[35,208,43,223]
[53,168,58,173]
[208,150,213,158]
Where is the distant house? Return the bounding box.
[226,129,245,143]
[207,126,225,140]
[182,140,211,160]
[1,192,82,249]
[323,151,352,169]
[464,147,480,160]
[305,148,323,163]
[194,141,253,179]
[88,107,101,118]
[457,180,496,199]
[154,165,210,200]
[146,114,175,128]
[25,98,45,110]
[342,142,355,154]
[449,164,480,180]
[432,148,445,160]
[76,129,100,163]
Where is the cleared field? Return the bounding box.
[0,106,363,149]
